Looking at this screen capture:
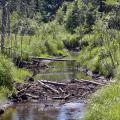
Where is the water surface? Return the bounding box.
[0,102,85,120]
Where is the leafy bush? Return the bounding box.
[108,16,120,30]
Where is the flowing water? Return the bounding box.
[0,101,85,120]
[0,60,91,120]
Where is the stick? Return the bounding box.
[52,94,71,100]
[38,80,59,94]
[74,79,104,86]
[26,93,39,99]
[59,88,65,93]
[41,80,66,86]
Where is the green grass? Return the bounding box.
[0,87,11,100]
[106,0,119,4]
[4,22,68,60]
[0,55,30,101]
[84,82,120,120]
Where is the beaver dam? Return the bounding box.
[0,58,106,120]
[10,79,103,103]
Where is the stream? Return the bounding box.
[0,60,91,120]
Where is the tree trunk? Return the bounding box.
[1,1,7,53]
[7,4,11,43]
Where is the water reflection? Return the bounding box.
[0,102,85,120]
[57,102,85,120]
[0,103,58,120]
[35,61,92,82]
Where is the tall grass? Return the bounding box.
[0,55,30,100]
[84,82,120,120]
[4,21,69,60]
[0,87,11,100]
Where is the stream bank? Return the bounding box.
[0,58,107,120]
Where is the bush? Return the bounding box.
[108,16,120,30]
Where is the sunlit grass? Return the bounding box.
[0,87,11,100]
[0,54,31,101]
[84,82,120,120]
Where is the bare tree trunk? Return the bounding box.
[7,4,11,43]
[1,1,7,53]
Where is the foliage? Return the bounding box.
[65,2,85,33]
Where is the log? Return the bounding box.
[26,93,39,99]
[59,88,65,93]
[74,79,104,86]
[52,94,71,100]
[64,94,71,100]
[38,80,59,94]
[31,56,75,62]
[52,96,65,100]
[41,80,66,86]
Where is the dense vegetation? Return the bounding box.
[0,0,120,119]
[0,0,120,77]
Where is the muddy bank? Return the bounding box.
[77,67,109,82]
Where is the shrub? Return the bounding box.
[108,16,120,30]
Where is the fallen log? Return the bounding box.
[26,93,39,99]
[59,88,65,93]
[41,80,66,86]
[38,80,59,94]
[31,56,75,62]
[64,94,71,100]
[74,79,104,86]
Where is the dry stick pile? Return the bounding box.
[10,80,104,103]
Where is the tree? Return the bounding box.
[65,2,85,33]
[1,0,7,53]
